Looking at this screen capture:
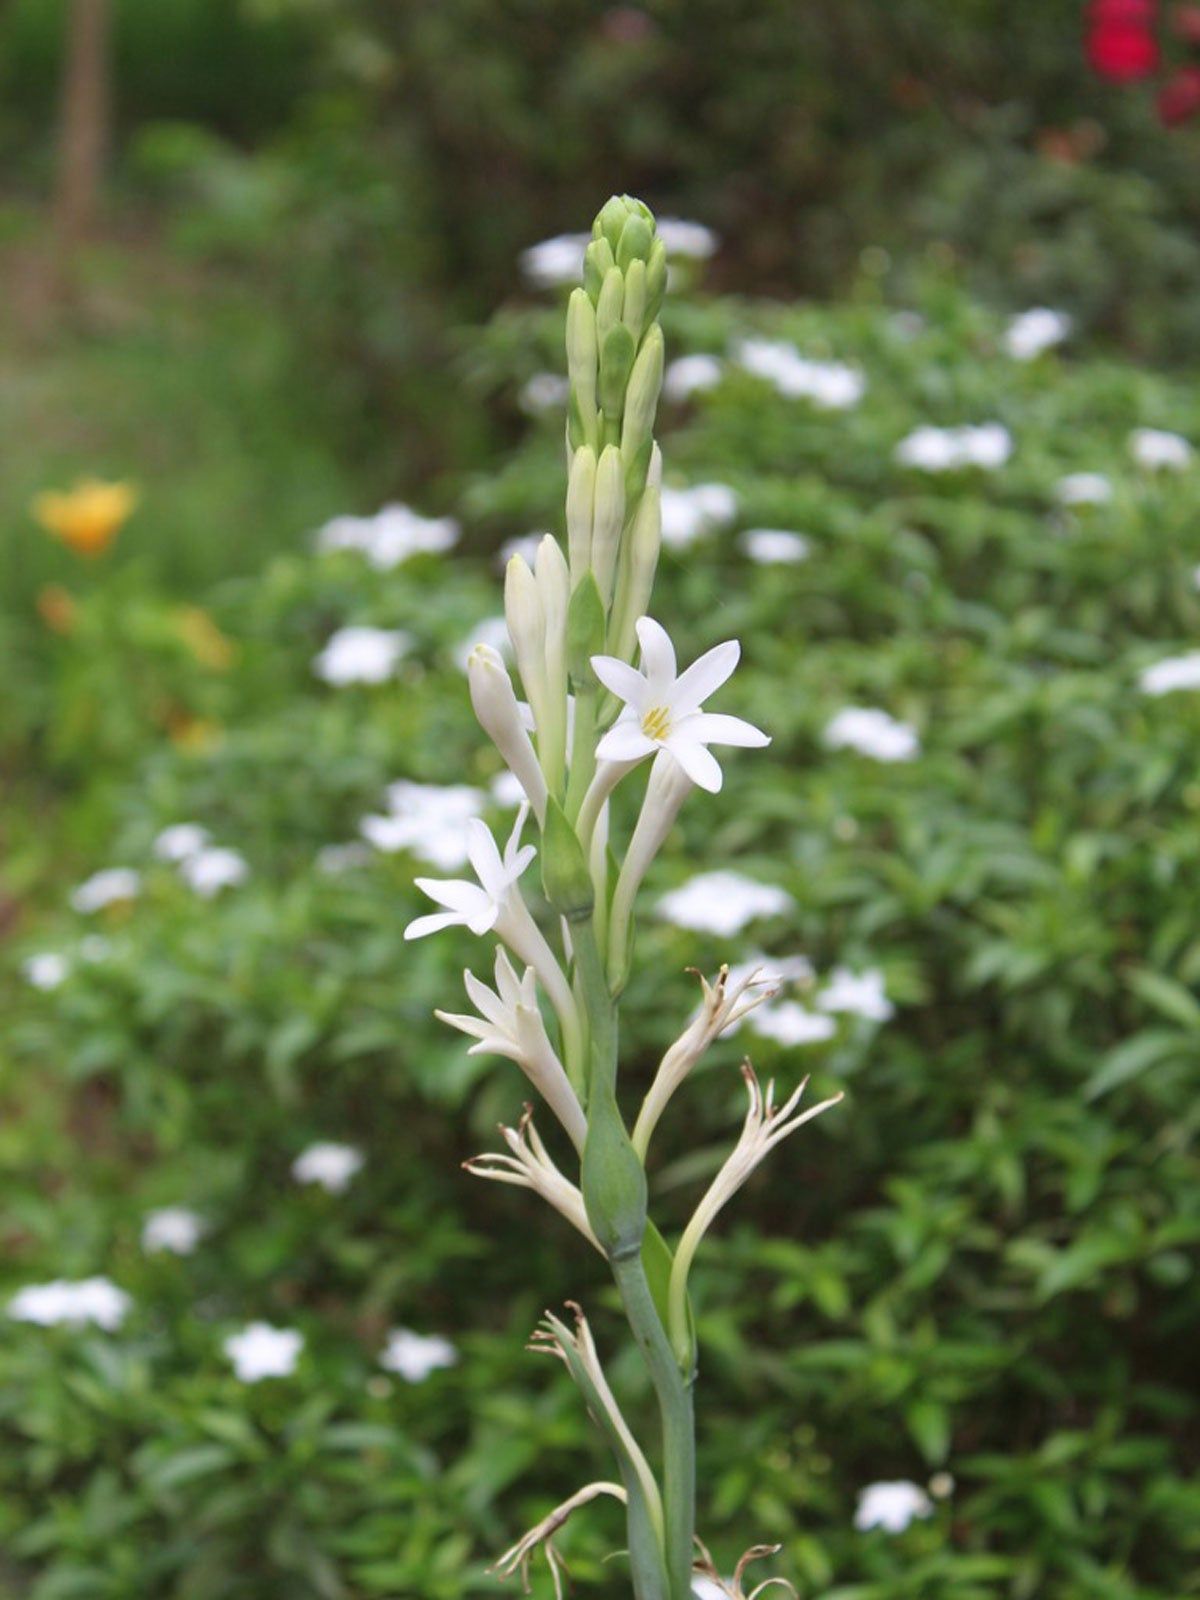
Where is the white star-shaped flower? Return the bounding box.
[291,1142,364,1193]
[404,810,536,941]
[142,1206,206,1255]
[854,1479,933,1533]
[590,618,769,793]
[224,1322,303,1382]
[379,1327,459,1383]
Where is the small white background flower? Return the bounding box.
[591,617,769,792]
[659,484,738,549]
[360,781,485,871]
[854,1479,934,1533]
[1003,307,1071,361]
[740,528,811,565]
[23,952,69,990]
[1055,472,1112,506]
[179,847,249,897]
[1130,428,1192,471]
[142,1207,206,1255]
[663,353,723,401]
[819,966,894,1022]
[153,823,210,862]
[824,707,919,762]
[292,1142,365,1193]
[1139,652,1200,695]
[224,1322,303,1382]
[380,1327,459,1382]
[70,868,141,914]
[8,1277,130,1330]
[748,1001,836,1046]
[314,626,410,686]
[656,871,794,937]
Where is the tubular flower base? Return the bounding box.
[408,196,843,1600]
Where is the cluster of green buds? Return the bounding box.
[566,195,666,662]
[406,196,840,1600]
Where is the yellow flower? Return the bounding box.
[32,479,138,558]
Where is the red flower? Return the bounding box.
[1086,0,1160,79]
[1158,64,1200,121]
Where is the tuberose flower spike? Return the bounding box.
[463,1108,601,1250]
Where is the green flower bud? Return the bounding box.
[566,289,598,450]
[599,323,636,424]
[566,446,597,587]
[591,445,625,606]
[584,237,615,303]
[595,194,631,251]
[540,796,594,921]
[620,323,663,472]
[582,1087,648,1261]
[616,214,653,274]
[644,238,668,326]
[595,266,625,344]
[621,258,647,343]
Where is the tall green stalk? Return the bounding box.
[409,195,839,1598]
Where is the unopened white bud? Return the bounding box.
[504,554,547,717]
[467,645,548,821]
[591,445,625,606]
[566,447,597,586]
[566,289,598,445]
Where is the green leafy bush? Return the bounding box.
[4,283,1200,1597]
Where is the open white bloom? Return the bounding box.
[464,1110,601,1250]
[1139,651,1200,695]
[520,232,590,288]
[854,1480,934,1533]
[895,423,1012,471]
[316,504,459,569]
[591,617,769,793]
[656,871,794,936]
[664,353,723,401]
[313,626,410,686]
[153,823,210,862]
[405,811,536,941]
[1003,307,1071,361]
[179,846,248,897]
[692,1579,728,1600]
[70,868,141,914]
[142,1206,205,1255]
[436,950,587,1149]
[519,373,570,415]
[748,1001,836,1046]
[660,483,738,549]
[453,615,510,672]
[819,966,894,1022]
[656,217,719,258]
[9,1277,130,1330]
[823,707,919,762]
[292,1141,365,1193]
[224,1322,303,1382]
[1055,472,1112,506]
[734,338,865,409]
[361,781,486,871]
[1130,427,1193,471]
[740,528,811,565]
[23,952,68,990]
[380,1327,459,1382]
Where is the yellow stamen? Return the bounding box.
[642,705,671,741]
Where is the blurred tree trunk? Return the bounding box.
[54,0,112,258]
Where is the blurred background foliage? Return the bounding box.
[2,3,1200,1598]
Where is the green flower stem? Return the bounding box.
[611,1250,696,1600]
[564,688,598,823]
[570,901,695,1600]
